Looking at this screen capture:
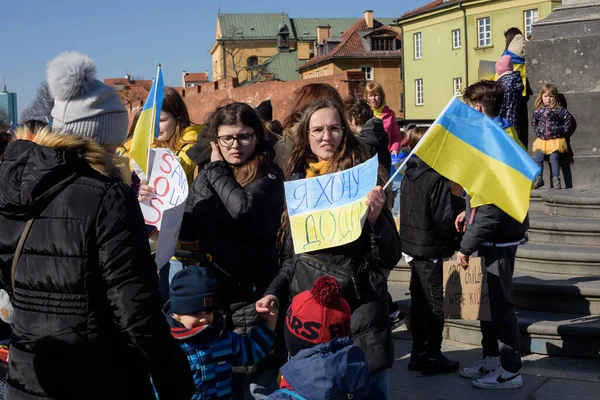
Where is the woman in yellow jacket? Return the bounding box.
[118,87,201,185]
[129,88,202,301]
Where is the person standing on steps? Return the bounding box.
[456,81,528,390]
[400,127,461,376]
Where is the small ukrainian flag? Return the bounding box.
[414,97,540,223]
[130,65,164,177]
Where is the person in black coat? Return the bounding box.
[400,127,460,376]
[256,99,401,398]
[0,52,194,400]
[345,97,392,177]
[180,102,285,398]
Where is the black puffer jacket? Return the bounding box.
[266,171,401,373]
[0,138,194,400]
[460,193,529,256]
[358,118,391,177]
[180,160,285,335]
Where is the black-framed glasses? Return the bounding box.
[309,125,344,141]
[217,133,255,147]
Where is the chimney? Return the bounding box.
[364,10,374,29]
[317,25,331,43]
[125,73,131,82]
[182,70,187,87]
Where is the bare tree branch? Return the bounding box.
[21,81,54,123]
[0,108,8,125]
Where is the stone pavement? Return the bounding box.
[387,282,600,400]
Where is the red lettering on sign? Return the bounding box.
[153,176,170,197]
[160,153,175,174]
[145,197,164,225]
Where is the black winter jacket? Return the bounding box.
[0,138,194,400]
[460,194,529,256]
[266,171,401,373]
[400,157,458,259]
[180,160,285,335]
[357,118,391,177]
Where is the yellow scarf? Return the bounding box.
[306,160,329,178]
[372,102,386,119]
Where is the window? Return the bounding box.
[452,29,461,49]
[371,37,394,51]
[477,17,491,47]
[453,78,462,95]
[415,79,423,106]
[414,32,422,59]
[324,67,328,76]
[361,66,373,81]
[309,73,312,79]
[316,70,320,78]
[399,63,403,80]
[524,9,539,39]
[399,94,404,112]
[247,56,258,68]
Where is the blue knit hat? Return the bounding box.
[170,266,217,315]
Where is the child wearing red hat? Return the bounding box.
[263,276,384,400]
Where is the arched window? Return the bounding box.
[247,56,258,69]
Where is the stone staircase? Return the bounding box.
[392,188,600,358]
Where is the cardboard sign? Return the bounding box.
[140,149,189,268]
[443,258,491,321]
[284,155,378,254]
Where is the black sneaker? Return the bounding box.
[407,352,426,371]
[533,176,545,189]
[421,354,460,376]
[389,312,406,330]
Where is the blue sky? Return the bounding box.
[1,0,425,118]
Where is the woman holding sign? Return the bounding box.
[259,99,401,398]
[180,102,285,399]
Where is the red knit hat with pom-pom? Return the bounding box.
[284,276,352,357]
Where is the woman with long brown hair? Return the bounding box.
[258,99,401,398]
[179,102,285,399]
[274,83,345,170]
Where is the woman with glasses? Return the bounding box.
[180,102,285,399]
[257,99,401,398]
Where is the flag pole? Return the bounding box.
[383,95,458,190]
[146,64,161,179]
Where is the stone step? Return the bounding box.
[513,271,600,314]
[395,295,600,358]
[388,261,410,283]
[527,211,600,246]
[516,241,600,276]
[530,189,548,212]
[541,189,600,218]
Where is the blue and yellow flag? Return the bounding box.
[496,50,526,96]
[414,97,540,223]
[130,65,164,177]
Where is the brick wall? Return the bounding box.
[127,71,366,126]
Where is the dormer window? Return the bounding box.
[371,37,394,51]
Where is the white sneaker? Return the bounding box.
[472,366,523,389]
[459,356,500,379]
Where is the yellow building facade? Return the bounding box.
[399,0,561,121]
[210,14,359,82]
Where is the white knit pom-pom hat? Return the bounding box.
[47,51,128,145]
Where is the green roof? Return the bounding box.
[218,13,294,39]
[265,52,303,81]
[218,14,398,41]
[290,18,357,40]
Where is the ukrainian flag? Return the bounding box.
[130,65,164,177]
[414,97,540,223]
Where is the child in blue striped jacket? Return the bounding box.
[165,266,277,399]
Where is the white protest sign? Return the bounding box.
[140,149,189,267]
